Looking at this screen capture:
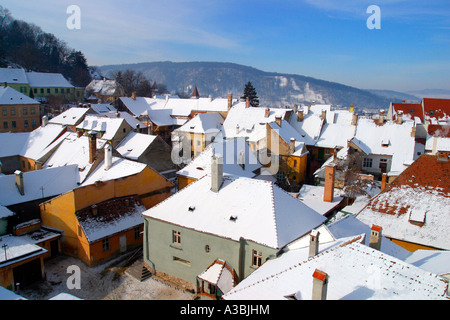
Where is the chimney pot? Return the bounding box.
[14,170,25,195]
[369,224,382,250]
[378,109,385,125]
[211,154,224,192]
[293,104,298,114]
[228,94,233,110]
[321,110,327,121]
[245,97,250,108]
[297,110,304,122]
[312,269,328,300]
[265,108,270,118]
[396,111,403,124]
[131,92,136,100]
[323,164,335,202]
[42,115,48,127]
[351,113,358,126]
[381,173,387,192]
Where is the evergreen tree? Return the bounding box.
[241,81,259,107]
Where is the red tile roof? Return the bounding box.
[392,102,423,122]
[423,98,450,121]
[427,124,450,137]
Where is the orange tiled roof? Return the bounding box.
[392,102,423,122]
[423,98,450,121]
[427,124,450,137]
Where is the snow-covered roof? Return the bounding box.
[425,135,450,152]
[143,175,326,249]
[267,120,308,156]
[314,113,356,149]
[173,112,224,134]
[0,165,80,206]
[222,103,288,139]
[223,235,449,300]
[0,205,15,219]
[43,133,107,183]
[405,250,450,277]
[85,79,122,96]
[48,107,91,126]
[327,214,411,260]
[0,234,48,267]
[288,112,323,146]
[0,86,40,105]
[76,115,125,141]
[76,196,146,243]
[0,132,30,158]
[351,118,416,173]
[20,123,68,160]
[90,104,117,114]
[198,259,237,295]
[103,111,144,130]
[176,138,262,180]
[25,72,73,88]
[296,184,344,216]
[115,131,158,160]
[0,68,28,84]
[80,156,147,187]
[356,154,450,250]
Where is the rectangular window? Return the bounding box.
[252,249,263,268]
[32,119,37,127]
[172,230,181,245]
[40,88,44,94]
[3,121,8,129]
[363,158,373,168]
[55,88,59,94]
[34,88,37,94]
[134,227,141,240]
[102,238,110,252]
[31,107,35,114]
[12,121,16,128]
[23,107,28,115]
[47,88,51,94]
[24,120,29,128]
[173,256,191,267]
[2,107,6,116]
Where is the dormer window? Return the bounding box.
[188,206,195,212]
[229,215,238,222]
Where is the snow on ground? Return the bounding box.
[18,253,195,300]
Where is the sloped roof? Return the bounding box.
[0,86,39,105]
[143,175,326,249]
[25,72,73,88]
[115,131,158,160]
[423,98,450,124]
[176,138,262,180]
[0,68,28,84]
[174,112,224,134]
[392,102,424,122]
[76,115,125,141]
[20,124,68,160]
[223,235,449,300]
[76,196,146,243]
[48,107,91,126]
[0,234,47,266]
[85,79,122,96]
[198,259,238,295]
[0,165,79,206]
[356,154,450,250]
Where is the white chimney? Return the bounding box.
[309,229,320,258]
[211,154,223,192]
[15,170,24,195]
[104,143,112,170]
[42,115,48,127]
[312,269,328,300]
[236,124,240,135]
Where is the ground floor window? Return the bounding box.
[102,238,110,252]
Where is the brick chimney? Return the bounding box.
[275,116,282,127]
[323,164,335,202]
[381,173,387,192]
[245,97,250,108]
[15,170,25,195]
[290,138,296,155]
[104,143,112,170]
[369,225,382,250]
[131,92,136,100]
[321,110,327,121]
[88,131,97,164]
[211,154,223,192]
[297,110,304,122]
[351,113,358,126]
[265,108,270,118]
[309,229,320,258]
[378,109,385,125]
[312,269,328,300]
[293,104,298,114]
[228,94,233,111]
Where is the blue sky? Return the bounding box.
[2,0,449,92]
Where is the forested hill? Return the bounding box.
[0,5,91,87]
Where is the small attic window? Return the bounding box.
[188,206,195,212]
[229,215,238,222]
[381,138,390,147]
[196,167,204,171]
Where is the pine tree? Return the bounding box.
[241,81,259,107]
